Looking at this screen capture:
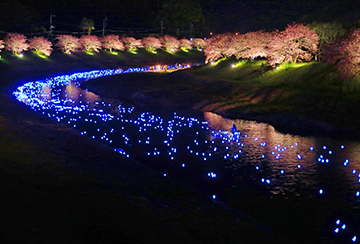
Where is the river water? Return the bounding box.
[13,67,360,243]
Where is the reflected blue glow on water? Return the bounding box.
[13,67,360,243]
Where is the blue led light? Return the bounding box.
[13,67,360,244]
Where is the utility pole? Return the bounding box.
[49,13,55,38]
[160,20,164,36]
[102,17,108,36]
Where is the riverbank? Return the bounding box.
[1,50,299,243]
[83,58,360,139]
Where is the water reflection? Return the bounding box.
[12,68,360,243]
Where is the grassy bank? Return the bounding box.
[83,57,360,138]
[189,58,360,137]
[1,50,298,243]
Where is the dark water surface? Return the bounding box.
[13,68,360,243]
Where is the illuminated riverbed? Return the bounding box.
[13,67,360,243]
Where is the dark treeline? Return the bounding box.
[0,0,359,37]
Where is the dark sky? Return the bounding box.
[200,0,360,33]
[0,0,359,36]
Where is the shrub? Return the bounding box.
[55,35,80,53]
[28,36,53,56]
[99,35,124,52]
[79,35,102,53]
[4,33,29,55]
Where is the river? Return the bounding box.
[13,67,360,243]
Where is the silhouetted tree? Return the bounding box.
[80,18,95,35]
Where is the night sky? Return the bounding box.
[0,0,359,36]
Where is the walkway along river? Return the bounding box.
[12,65,360,243]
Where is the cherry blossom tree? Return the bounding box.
[99,35,124,52]
[4,33,29,55]
[79,35,102,53]
[204,33,234,62]
[322,28,360,79]
[179,38,192,51]
[0,40,4,53]
[55,35,80,53]
[141,37,162,52]
[159,35,180,53]
[28,36,53,56]
[120,36,143,51]
[267,23,319,66]
[221,33,244,59]
[192,38,207,50]
[241,31,273,60]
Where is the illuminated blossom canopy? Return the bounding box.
[120,36,143,51]
[79,35,102,53]
[28,36,53,57]
[159,35,180,53]
[267,23,319,66]
[4,33,29,55]
[192,38,207,50]
[204,33,233,62]
[179,38,192,51]
[141,37,162,52]
[241,31,273,60]
[99,35,124,52]
[0,40,4,53]
[55,35,80,53]
[322,28,360,79]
